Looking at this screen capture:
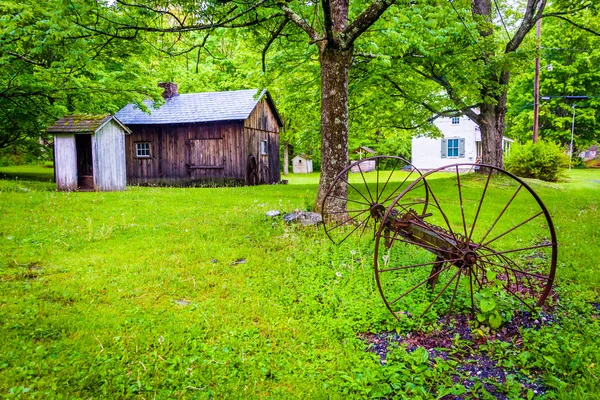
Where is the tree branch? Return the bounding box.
[505,0,544,53]
[321,0,334,43]
[262,20,289,72]
[343,0,397,48]
[278,3,321,42]
[541,14,600,36]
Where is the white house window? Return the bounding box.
[260,140,268,155]
[451,117,460,125]
[135,142,151,158]
[447,139,459,157]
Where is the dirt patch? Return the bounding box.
[359,312,555,398]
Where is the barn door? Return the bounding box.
[187,139,225,177]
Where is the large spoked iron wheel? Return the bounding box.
[374,164,557,322]
[321,156,428,246]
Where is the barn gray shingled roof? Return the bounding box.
[116,89,269,125]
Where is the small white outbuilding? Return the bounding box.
[48,114,130,191]
[292,154,313,173]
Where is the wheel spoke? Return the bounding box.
[423,180,460,244]
[381,169,415,205]
[359,213,372,239]
[500,282,537,312]
[324,209,369,215]
[326,194,370,207]
[477,243,552,258]
[481,211,544,247]
[336,213,371,245]
[480,184,523,244]
[378,257,463,273]
[341,177,373,206]
[389,263,454,305]
[375,158,380,202]
[420,267,462,317]
[382,235,457,255]
[357,163,375,204]
[469,268,476,317]
[456,166,468,240]
[326,209,369,232]
[446,268,463,319]
[479,258,548,280]
[377,159,400,203]
[468,168,493,245]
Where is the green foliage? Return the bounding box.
[504,141,569,182]
[506,8,600,148]
[0,0,160,149]
[474,272,513,330]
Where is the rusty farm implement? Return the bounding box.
[321,156,557,322]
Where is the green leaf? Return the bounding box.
[480,298,497,313]
[489,312,503,329]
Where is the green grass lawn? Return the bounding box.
[0,167,599,398]
[0,164,54,182]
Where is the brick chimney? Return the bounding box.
[158,82,178,99]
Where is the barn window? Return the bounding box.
[451,117,460,125]
[135,142,151,158]
[260,140,268,155]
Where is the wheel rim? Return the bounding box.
[374,164,557,322]
[321,156,428,246]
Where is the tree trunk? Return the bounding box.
[283,140,290,175]
[314,46,353,213]
[478,71,509,169]
[478,109,505,170]
[283,140,289,175]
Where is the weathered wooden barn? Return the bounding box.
[116,85,283,186]
[48,115,130,191]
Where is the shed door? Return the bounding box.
[75,134,94,189]
[187,138,225,169]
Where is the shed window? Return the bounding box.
[451,117,460,125]
[260,140,268,155]
[136,142,151,158]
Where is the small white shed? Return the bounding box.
[351,146,376,172]
[292,154,313,173]
[48,114,130,191]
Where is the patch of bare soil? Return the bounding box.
[359,311,557,399]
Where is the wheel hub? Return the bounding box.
[463,251,477,266]
[370,203,386,219]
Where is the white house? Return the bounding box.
[411,115,513,170]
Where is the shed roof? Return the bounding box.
[115,89,283,127]
[292,154,312,160]
[352,146,376,154]
[47,114,131,134]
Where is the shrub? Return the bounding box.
[504,141,569,182]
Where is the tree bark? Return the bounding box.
[477,70,509,169]
[478,107,506,169]
[314,46,353,213]
[283,140,289,175]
